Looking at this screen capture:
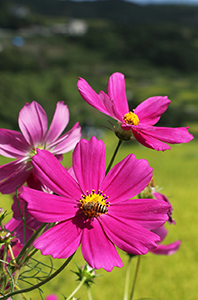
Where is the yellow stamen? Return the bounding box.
[80,190,110,218]
[29,144,46,158]
[123,111,139,125]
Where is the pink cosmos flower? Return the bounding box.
[77,72,193,150]
[21,137,171,271]
[45,295,58,300]
[150,225,181,255]
[0,101,81,194]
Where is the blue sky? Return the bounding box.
[72,0,198,5]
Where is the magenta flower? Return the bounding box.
[149,225,181,255]
[0,101,81,194]
[45,295,58,300]
[77,72,193,150]
[21,137,170,271]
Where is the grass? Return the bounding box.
[0,131,197,300]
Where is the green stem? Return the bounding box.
[16,222,47,264]
[87,286,93,300]
[106,139,123,175]
[14,285,30,300]
[66,276,87,300]
[2,252,75,300]
[123,255,133,300]
[129,256,141,300]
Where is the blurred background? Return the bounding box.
[0,0,197,299]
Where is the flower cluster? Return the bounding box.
[0,72,193,298]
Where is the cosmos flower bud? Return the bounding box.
[72,264,97,287]
[0,229,12,243]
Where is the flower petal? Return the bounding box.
[21,187,79,223]
[18,101,48,147]
[47,123,81,155]
[149,240,181,255]
[101,215,160,255]
[72,137,106,194]
[134,96,171,125]
[102,154,152,203]
[6,216,42,245]
[45,101,69,144]
[140,126,194,144]
[77,77,112,116]
[81,218,123,271]
[0,159,32,194]
[98,91,123,121]
[151,225,168,242]
[132,129,171,151]
[0,129,29,158]
[32,149,81,198]
[33,217,83,258]
[106,72,129,117]
[108,199,170,229]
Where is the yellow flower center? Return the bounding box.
[80,190,110,218]
[29,144,46,159]
[123,111,139,125]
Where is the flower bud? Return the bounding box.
[71,264,97,287]
[115,124,133,141]
[0,229,12,243]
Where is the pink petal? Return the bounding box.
[140,126,194,144]
[46,295,58,300]
[47,123,81,155]
[32,149,81,198]
[21,187,79,223]
[151,225,168,242]
[153,192,175,224]
[18,101,48,148]
[132,129,171,151]
[6,216,42,245]
[0,129,29,158]
[101,154,152,203]
[45,101,69,144]
[81,218,123,271]
[134,96,171,125]
[5,218,21,233]
[106,72,129,117]
[150,240,181,255]
[0,160,32,194]
[33,217,83,258]
[108,199,170,229]
[77,77,112,116]
[98,91,123,121]
[101,215,160,255]
[72,137,106,194]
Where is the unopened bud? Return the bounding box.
[0,229,12,243]
[71,264,97,287]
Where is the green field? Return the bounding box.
[0,132,197,300]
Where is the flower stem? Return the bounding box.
[87,286,93,300]
[123,255,133,300]
[66,276,87,300]
[106,139,123,175]
[14,285,30,300]
[2,252,75,300]
[16,222,47,264]
[129,256,141,300]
